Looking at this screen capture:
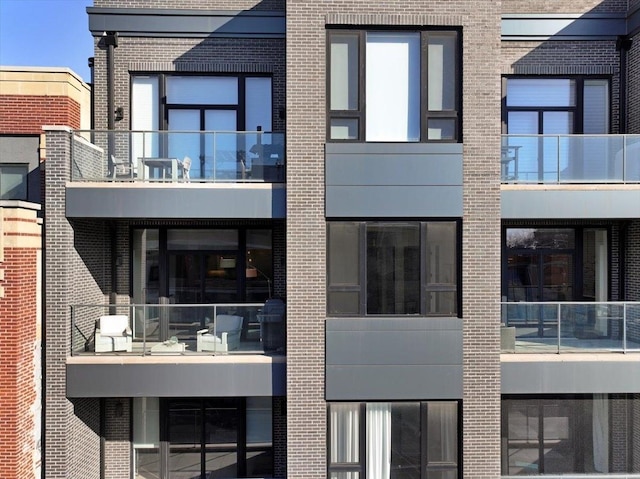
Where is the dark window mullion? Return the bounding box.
[420,32,429,142]
[360,223,367,315]
[359,31,366,141]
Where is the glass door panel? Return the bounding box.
[205,110,237,180]
[168,400,203,479]
[203,254,238,304]
[204,399,238,478]
[168,110,201,179]
[169,254,203,337]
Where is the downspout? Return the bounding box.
[102,32,118,162]
[616,36,632,133]
[88,57,95,132]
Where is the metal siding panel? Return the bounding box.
[66,185,286,218]
[67,361,286,397]
[326,185,463,217]
[326,364,463,400]
[501,360,640,394]
[501,189,640,219]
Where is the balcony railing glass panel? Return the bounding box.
[501,134,640,183]
[70,130,285,183]
[501,301,640,353]
[71,303,285,356]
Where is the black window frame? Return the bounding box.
[326,27,462,143]
[502,75,612,135]
[326,220,462,317]
[327,401,462,479]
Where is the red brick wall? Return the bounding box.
[0,212,42,479]
[0,95,81,134]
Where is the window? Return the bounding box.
[0,164,28,200]
[327,29,460,142]
[327,221,459,316]
[504,77,609,135]
[133,397,274,479]
[131,74,274,179]
[328,401,460,479]
[502,395,640,475]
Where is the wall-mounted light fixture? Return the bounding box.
[114,107,124,122]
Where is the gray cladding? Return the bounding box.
[501,189,640,219]
[325,143,463,217]
[67,360,286,397]
[325,317,463,400]
[66,184,286,219]
[88,7,285,38]
[502,359,640,394]
[501,13,626,40]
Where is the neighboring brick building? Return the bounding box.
[0,67,89,479]
[42,1,640,479]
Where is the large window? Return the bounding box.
[327,221,459,316]
[502,395,640,475]
[328,401,460,479]
[0,164,28,200]
[133,396,274,479]
[131,74,273,179]
[327,30,460,142]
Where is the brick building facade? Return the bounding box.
[0,67,89,479]
[42,1,640,478]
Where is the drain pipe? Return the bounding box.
[102,31,118,164]
[616,36,632,133]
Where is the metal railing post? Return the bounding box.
[557,303,561,353]
[623,302,627,353]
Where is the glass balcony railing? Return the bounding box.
[501,301,640,353]
[70,130,285,183]
[71,303,286,356]
[501,134,640,183]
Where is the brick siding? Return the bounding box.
[0,95,81,134]
[0,207,42,479]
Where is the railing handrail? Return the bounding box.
[72,302,268,308]
[500,300,637,305]
[503,133,640,138]
[72,129,285,135]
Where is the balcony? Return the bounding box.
[501,301,640,353]
[71,303,286,356]
[66,130,286,219]
[501,134,640,184]
[501,135,640,219]
[72,130,285,183]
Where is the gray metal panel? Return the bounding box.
[66,185,286,219]
[326,185,463,217]
[502,359,640,394]
[325,142,463,217]
[326,318,463,400]
[501,189,640,219]
[88,7,285,38]
[326,154,462,186]
[67,361,286,397]
[501,13,626,40]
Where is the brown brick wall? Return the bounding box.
[0,209,41,479]
[286,2,501,478]
[0,95,81,134]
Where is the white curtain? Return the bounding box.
[592,394,609,473]
[330,403,360,464]
[366,403,391,479]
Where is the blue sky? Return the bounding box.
[0,0,94,82]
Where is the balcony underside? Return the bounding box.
[66,182,286,219]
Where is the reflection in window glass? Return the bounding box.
[507,78,576,107]
[502,395,640,476]
[167,229,238,250]
[367,223,420,314]
[0,164,28,200]
[330,34,359,111]
[330,118,359,140]
[428,34,456,111]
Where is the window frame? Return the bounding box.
[0,163,29,200]
[327,220,461,317]
[502,75,612,135]
[326,27,462,143]
[327,401,462,479]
